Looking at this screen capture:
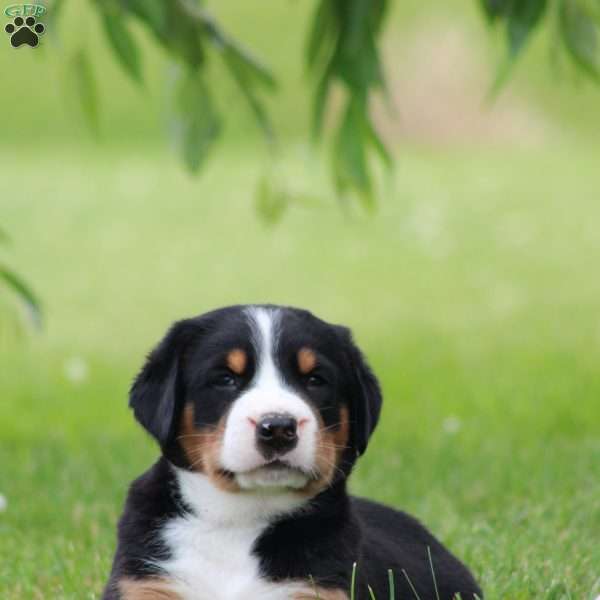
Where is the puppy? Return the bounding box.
[103,305,482,600]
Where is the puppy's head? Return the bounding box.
[130,305,381,496]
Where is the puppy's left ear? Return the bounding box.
[337,327,383,456]
[129,319,198,449]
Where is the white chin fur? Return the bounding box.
[236,466,310,490]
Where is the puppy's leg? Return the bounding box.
[118,577,182,600]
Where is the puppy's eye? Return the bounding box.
[211,373,238,389]
[306,373,327,388]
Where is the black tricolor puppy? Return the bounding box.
[104,305,482,600]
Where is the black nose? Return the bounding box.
[256,413,298,456]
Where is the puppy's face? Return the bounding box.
[130,305,381,497]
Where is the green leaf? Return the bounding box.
[172,71,222,173]
[71,48,99,134]
[344,0,372,57]
[0,264,42,328]
[166,4,275,93]
[488,0,548,95]
[120,0,166,34]
[254,174,289,225]
[479,0,510,23]
[152,1,211,68]
[333,97,373,208]
[369,0,390,34]
[165,23,205,67]
[560,0,600,81]
[366,118,393,171]
[130,1,204,68]
[507,0,548,58]
[306,0,393,210]
[101,9,143,84]
[334,0,385,91]
[192,0,276,143]
[222,47,274,142]
[221,41,276,91]
[306,0,338,70]
[339,33,383,91]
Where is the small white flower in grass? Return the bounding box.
[0,493,7,512]
[404,204,446,244]
[64,356,89,384]
[442,415,462,435]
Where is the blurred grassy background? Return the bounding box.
[1,1,600,599]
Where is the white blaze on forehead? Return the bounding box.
[220,307,318,479]
[248,307,283,397]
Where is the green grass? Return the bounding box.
[1,139,600,599]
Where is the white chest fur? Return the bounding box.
[156,467,309,600]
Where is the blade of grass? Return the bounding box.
[388,569,395,600]
[350,562,357,600]
[402,568,422,600]
[427,546,440,600]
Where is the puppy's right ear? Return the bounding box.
[129,319,198,448]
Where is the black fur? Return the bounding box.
[254,485,481,599]
[104,305,482,599]
[103,458,186,599]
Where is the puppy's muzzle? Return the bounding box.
[255,413,298,458]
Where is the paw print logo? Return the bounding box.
[5,15,45,48]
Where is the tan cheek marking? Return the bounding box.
[294,587,349,600]
[226,348,247,375]
[302,405,350,497]
[178,404,240,493]
[119,577,182,600]
[330,405,350,457]
[298,347,317,375]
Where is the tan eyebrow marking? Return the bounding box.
[226,348,247,375]
[298,347,317,374]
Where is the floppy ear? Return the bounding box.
[338,327,383,456]
[129,319,197,448]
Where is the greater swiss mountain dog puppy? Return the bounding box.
[103,305,482,600]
